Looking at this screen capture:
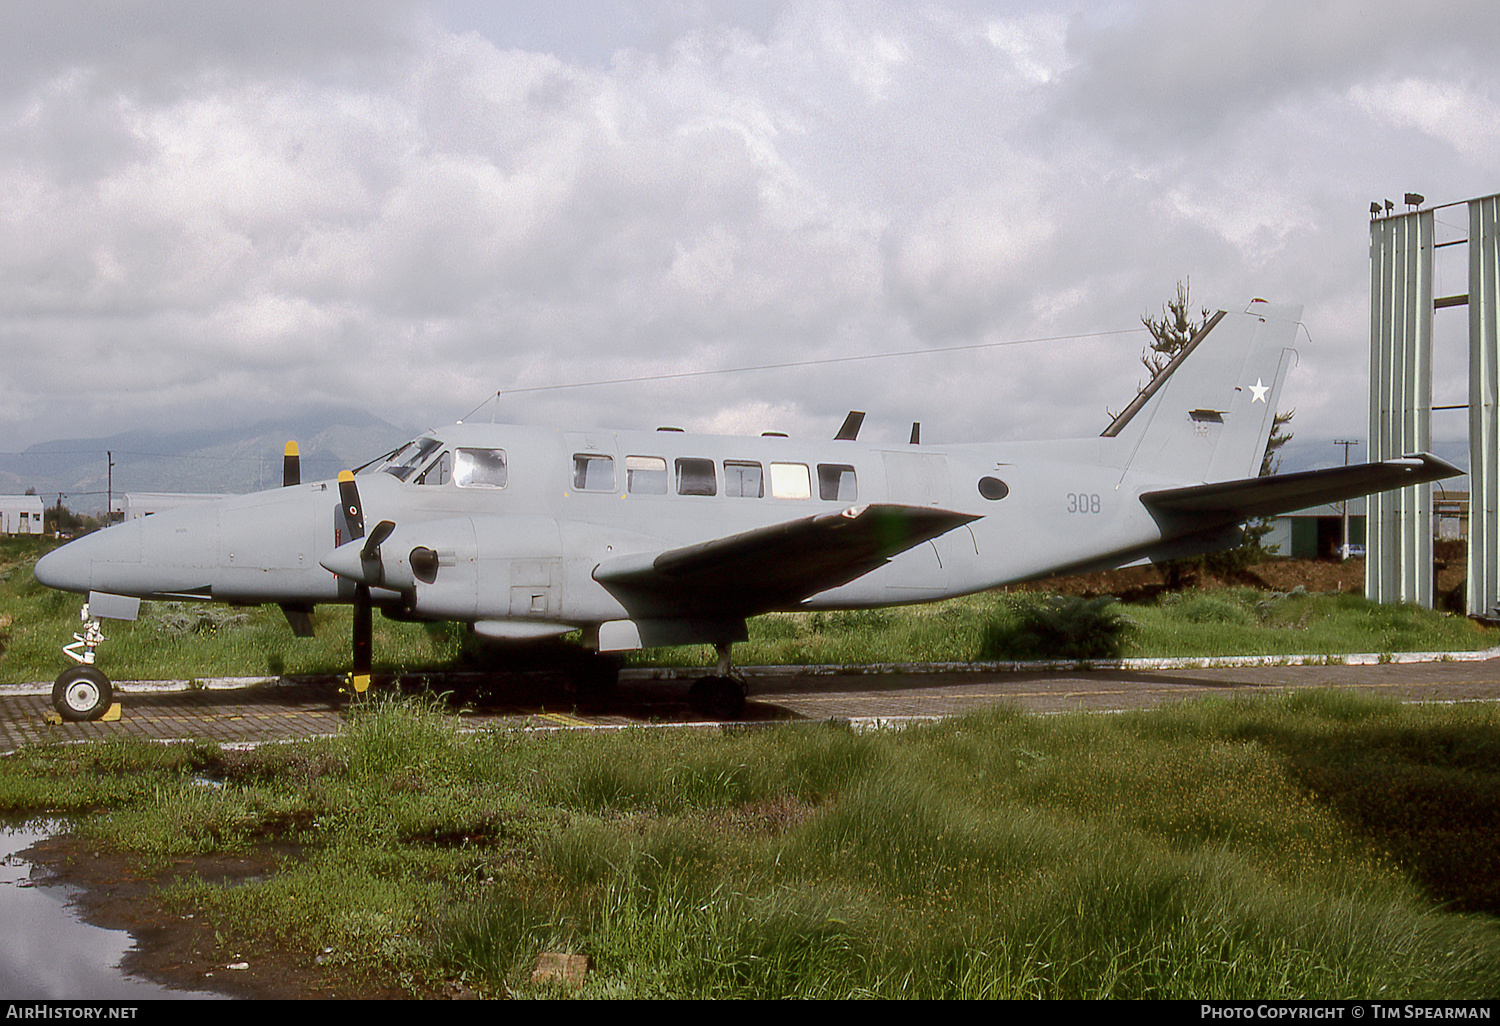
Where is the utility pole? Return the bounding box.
[106,451,115,525]
[1334,440,1359,558]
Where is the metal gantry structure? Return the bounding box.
[1368,191,1500,616]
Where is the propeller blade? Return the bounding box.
[336,470,373,694]
[337,471,365,540]
[351,583,372,693]
[362,520,396,562]
[283,441,300,487]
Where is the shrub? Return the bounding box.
[978,596,1133,661]
[1173,594,1252,626]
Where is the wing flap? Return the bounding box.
[1141,453,1462,520]
[593,503,979,617]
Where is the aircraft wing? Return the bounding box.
[593,503,980,617]
[1140,453,1462,521]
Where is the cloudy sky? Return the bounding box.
[3,1,1498,472]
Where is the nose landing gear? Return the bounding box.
[53,604,116,721]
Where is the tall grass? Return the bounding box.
[9,690,1485,997]
[647,589,1497,668]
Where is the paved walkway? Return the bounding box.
[4,654,1498,753]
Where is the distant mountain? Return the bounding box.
[0,409,413,514]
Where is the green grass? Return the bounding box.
[2,536,1496,686]
[2,691,1497,998]
[713,588,1496,668]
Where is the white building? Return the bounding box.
[122,493,226,520]
[0,495,45,535]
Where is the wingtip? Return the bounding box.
[1396,452,1465,477]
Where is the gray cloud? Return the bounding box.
[0,1,414,101]
[1055,0,1500,145]
[1,1,1497,469]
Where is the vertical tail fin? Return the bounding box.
[1106,300,1300,484]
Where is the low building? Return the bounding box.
[121,493,227,520]
[1262,499,1366,560]
[1263,491,1467,559]
[0,495,45,535]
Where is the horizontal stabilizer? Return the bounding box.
[1141,453,1462,520]
[594,503,979,617]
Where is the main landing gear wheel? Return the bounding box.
[52,666,113,722]
[689,674,747,720]
[572,653,622,708]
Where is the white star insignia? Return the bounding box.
[1248,378,1269,403]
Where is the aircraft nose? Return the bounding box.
[33,539,93,593]
[32,518,148,597]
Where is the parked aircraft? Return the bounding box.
[34,301,1459,720]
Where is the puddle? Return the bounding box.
[0,819,224,1000]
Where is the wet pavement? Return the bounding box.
[4,655,1499,752]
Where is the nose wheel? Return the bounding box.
[52,665,114,722]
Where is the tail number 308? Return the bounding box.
[1067,492,1102,514]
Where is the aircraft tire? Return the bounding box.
[689,675,746,720]
[52,666,113,722]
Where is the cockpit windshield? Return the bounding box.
[371,437,443,481]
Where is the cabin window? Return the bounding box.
[454,448,507,489]
[818,464,857,501]
[626,456,668,494]
[572,453,616,491]
[724,461,763,497]
[675,458,717,496]
[769,462,811,500]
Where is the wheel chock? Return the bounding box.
[42,703,122,725]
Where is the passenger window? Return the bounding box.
[626,456,668,494]
[572,453,616,491]
[454,448,507,488]
[818,464,857,501]
[769,462,811,499]
[724,461,763,498]
[675,458,717,496]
